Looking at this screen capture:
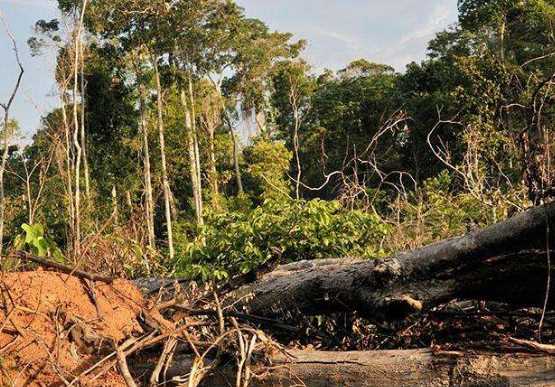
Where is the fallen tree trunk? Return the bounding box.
[232,202,555,319]
[164,349,555,386]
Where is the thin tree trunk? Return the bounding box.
[208,123,219,206]
[139,85,155,251]
[153,58,174,259]
[499,16,506,64]
[293,110,301,200]
[60,93,75,248]
[72,4,87,258]
[191,107,203,222]
[232,131,243,194]
[80,41,90,198]
[291,94,302,200]
[187,76,204,225]
[111,185,118,223]
[255,109,266,134]
[0,116,10,260]
[69,0,89,258]
[24,164,33,224]
[181,88,203,225]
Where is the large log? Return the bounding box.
[231,202,555,319]
[164,349,555,386]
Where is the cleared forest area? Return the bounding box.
[0,0,554,385]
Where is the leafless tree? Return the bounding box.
[7,149,54,225]
[0,11,24,260]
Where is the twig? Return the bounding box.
[150,336,177,386]
[508,337,555,354]
[116,344,138,387]
[15,252,113,283]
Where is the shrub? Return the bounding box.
[174,199,390,281]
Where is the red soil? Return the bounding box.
[0,269,145,385]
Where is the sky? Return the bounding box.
[0,0,458,140]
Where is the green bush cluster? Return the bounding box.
[174,199,390,280]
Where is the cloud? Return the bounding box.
[237,0,458,72]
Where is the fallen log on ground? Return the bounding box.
[231,202,555,319]
[163,349,555,386]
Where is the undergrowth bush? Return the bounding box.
[174,199,390,280]
[384,171,529,252]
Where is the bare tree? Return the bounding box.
[0,11,24,260]
[8,149,54,225]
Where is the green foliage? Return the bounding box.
[243,139,292,202]
[386,170,529,251]
[174,199,390,281]
[13,224,65,263]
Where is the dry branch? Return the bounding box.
[15,252,114,283]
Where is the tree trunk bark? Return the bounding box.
[181,87,203,226]
[187,76,204,225]
[71,1,88,258]
[231,202,555,319]
[208,124,219,207]
[153,57,174,259]
[80,41,90,199]
[0,114,10,260]
[60,93,75,251]
[232,130,243,194]
[189,78,203,219]
[139,85,156,254]
[162,349,555,387]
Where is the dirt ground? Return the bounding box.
[0,269,145,386]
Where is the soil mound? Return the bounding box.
[0,270,145,386]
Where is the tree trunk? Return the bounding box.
[208,123,219,207]
[60,93,75,250]
[290,91,302,200]
[232,130,243,194]
[80,41,90,199]
[153,57,174,259]
[189,78,203,219]
[231,202,555,319]
[187,76,204,225]
[181,87,203,226]
[139,85,156,253]
[71,0,88,258]
[162,349,555,387]
[0,115,10,260]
